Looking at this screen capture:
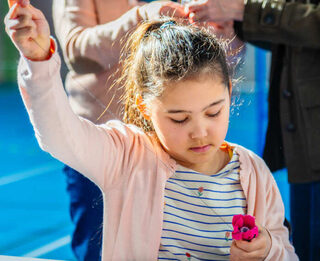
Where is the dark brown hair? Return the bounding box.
[119,19,230,132]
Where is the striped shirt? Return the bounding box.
[158,149,246,260]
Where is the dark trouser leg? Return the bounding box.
[290,181,320,261]
[64,165,103,261]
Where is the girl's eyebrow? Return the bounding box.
[166,99,225,114]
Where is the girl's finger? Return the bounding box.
[230,240,246,260]
[8,1,32,19]
[234,236,265,253]
[10,26,37,46]
[8,0,29,8]
[10,25,35,42]
[28,4,47,21]
[8,15,35,30]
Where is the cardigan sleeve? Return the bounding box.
[241,0,320,49]
[263,173,298,260]
[248,153,298,261]
[237,145,298,260]
[17,46,145,191]
[52,0,141,74]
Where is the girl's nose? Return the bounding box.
[190,124,208,139]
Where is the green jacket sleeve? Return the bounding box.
[241,0,320,49]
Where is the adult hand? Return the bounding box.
[187,0,245,23]
[230,224,272,261]
[4,0,51,61]
[137,1,188,21]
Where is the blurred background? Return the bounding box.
[0,1,289,260]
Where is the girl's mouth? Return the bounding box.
[190,144,212,153]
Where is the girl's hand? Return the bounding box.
[137,1,188,21]
[4,0,51,61]
[230,224,272,261]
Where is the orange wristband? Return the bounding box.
[46,38,56,60]
[26,38,55,61]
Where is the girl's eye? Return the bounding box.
[171,117,188,124]
[207,110,221,118]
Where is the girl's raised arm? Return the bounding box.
[4,1,135,190]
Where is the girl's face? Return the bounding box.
[148,73,231,174]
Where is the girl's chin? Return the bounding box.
[174,155,213,167]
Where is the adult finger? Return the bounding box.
[187,0,208,12]
[189,9,207,22]
[162,2,188,18]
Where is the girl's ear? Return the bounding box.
[135,94,151,121]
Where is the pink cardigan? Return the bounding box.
[17,51,298,261]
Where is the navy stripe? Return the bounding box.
[210,166,240,177]
[158,257,179,261]
[164,212,232,225]
[169,178,240,185]
[223,177,238,181]
[161,245,230,256]
[176,170,203,174]
[163,220,232,233]
[158,250,228,261]
[165,196,246,209]
[162,237,230,249]
[163,228,231,240]
[165,188,246,201]
[165,203,235,217]
[166,180,243,194]
[226,171,241,175]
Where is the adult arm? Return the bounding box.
[242,0,320,49]
[188,0,320,49]
[52,0,141,74]
[53,0,187,74]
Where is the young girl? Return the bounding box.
[5,1,297,260]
